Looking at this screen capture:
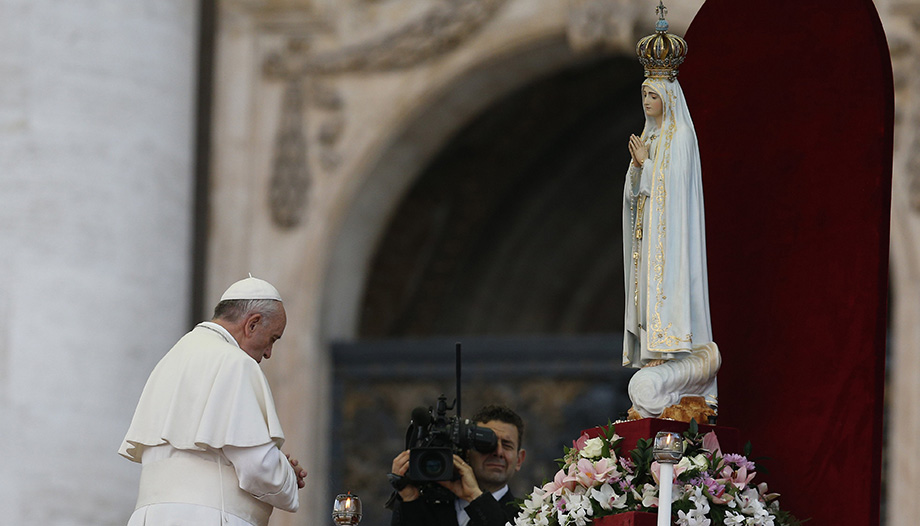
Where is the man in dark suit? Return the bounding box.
[388,405,526,526]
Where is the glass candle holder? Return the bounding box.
[332,493,362,525]
[652,431,684,464]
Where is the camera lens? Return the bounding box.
[416,451,449,479]
[468,425,498,453]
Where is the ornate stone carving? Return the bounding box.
[269,79,310,228]
[297,0,508,74]
[261,0,509,228]
[567,0,642,53]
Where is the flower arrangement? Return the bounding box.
[512,421,802,526]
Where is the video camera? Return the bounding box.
[405,394,497,483]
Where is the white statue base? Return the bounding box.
[627,342,721,420]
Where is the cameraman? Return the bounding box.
[388,405,526,526]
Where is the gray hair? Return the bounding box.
[213,299,283,324]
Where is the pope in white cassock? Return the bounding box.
[621,3,720,419]
[119,276,306,526]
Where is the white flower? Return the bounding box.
[689,486,710,514]
[691,453,709,469]
[589,483,627,510]
[567,493,593,525]
[676,454,709,474]
[737,487,766,516]
[579,437,605,458]
[676,456,693,472]
[521,488,548,514]
[641,483,658,508]
[723,512,746,526]
[676,508,711,526]
[675,487,712,526]
[751,505,775,526]
[673,483,689,502]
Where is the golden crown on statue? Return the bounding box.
[636,0,688,81]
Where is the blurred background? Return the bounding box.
[1,1,918,525]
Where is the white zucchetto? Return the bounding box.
[220,276,283,302]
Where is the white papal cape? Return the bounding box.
[119,323,298,526]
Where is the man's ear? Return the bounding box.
[243,313,263,336]
[515,449,526,471]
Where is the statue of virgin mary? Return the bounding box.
[622,2,720,420]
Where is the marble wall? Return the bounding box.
[0,1,197,524]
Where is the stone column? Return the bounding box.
[0,1,197,524]
[884,0,920,523]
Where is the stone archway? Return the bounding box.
[326,52,646,526]
[320,36,592,342]
[358,56,643,338]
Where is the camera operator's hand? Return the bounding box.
[437,454,483,503]
[390,450,421,502]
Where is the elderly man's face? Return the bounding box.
[240,306,287,363]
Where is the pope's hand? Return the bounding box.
[437,454,482,503]
[286,453,308,488]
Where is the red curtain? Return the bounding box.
[680,1,893,524]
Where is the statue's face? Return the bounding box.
[642,86,663,120]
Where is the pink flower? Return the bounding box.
[542,467,577,495]
[650,461,680,484]
[619,456,635,473]
[718,464,755,490]
[722,454,756,471]
[702,432,722,459]
[706,479,732,505]
[573,458,615,487]
[572,433,589,452]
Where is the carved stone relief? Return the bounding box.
[267,79,310,227]
[566,0,642,53]
[260,0,510,228]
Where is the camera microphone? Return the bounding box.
[411,407,432,427]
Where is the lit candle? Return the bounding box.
[332,493,363,525]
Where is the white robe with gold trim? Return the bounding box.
[622,78,718,414]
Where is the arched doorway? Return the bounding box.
[331,55,645,525]
[359,56,642,337]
